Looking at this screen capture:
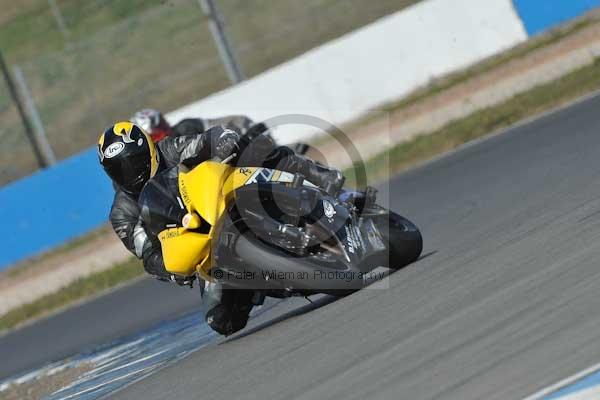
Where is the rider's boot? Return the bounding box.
[282,154,345,196]
[201,282,253,336]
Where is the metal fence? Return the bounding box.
[0,0,417,185]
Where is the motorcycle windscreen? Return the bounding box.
[158,227,210,276]
[179,161,233,225]
[139,167,187,237]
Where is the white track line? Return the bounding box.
[523,361,600,400]
[555,386,600,400]
[52,364,159,400]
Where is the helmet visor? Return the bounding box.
[103,151,152,195]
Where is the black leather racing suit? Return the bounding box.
[109,125,299,335]
[109,125,283,277]
[110,114,260,267]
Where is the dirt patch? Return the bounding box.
[0,363,92,400]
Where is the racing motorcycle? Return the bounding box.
[139,157,422,299]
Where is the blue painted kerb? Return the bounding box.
[513,0,600,36]
[0,147,114,269]
[545,367,600,399]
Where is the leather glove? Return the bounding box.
[156,274,195,288]
[215,129,240,160]
[245,122,269,140]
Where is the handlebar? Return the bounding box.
[219,153,237,164]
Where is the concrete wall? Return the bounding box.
[169,0,527,144]
[3,0,599,269]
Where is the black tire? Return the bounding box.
[374,211,423,269]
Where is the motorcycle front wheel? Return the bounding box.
[374,211,423,269]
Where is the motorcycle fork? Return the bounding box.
[251,291,265,306]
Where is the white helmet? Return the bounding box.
[130,109,173,142]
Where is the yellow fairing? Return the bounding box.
[159,228,210,276]
[179,162,234,225]
[160,163,265,279]
[223,167,260,196]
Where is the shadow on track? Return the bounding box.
[417,250,437,262]
[224,295,340,343]
[224,254,438,343]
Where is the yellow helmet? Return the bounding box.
[98,122,160,195]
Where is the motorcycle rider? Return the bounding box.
[98,121,344,334]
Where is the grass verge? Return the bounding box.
[0,258,143,333]
[0,0,418,185]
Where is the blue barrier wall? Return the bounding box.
[513,0,600,36]
[0,148,114,270]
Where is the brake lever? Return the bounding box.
[220,153,237,164]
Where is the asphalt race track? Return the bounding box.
[0,277,201,379]
[7,92,600,399]
[113,93,600,400]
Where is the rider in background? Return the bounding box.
[130,108,255,142]
[98,121,343,335]
[131,108,309,155]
